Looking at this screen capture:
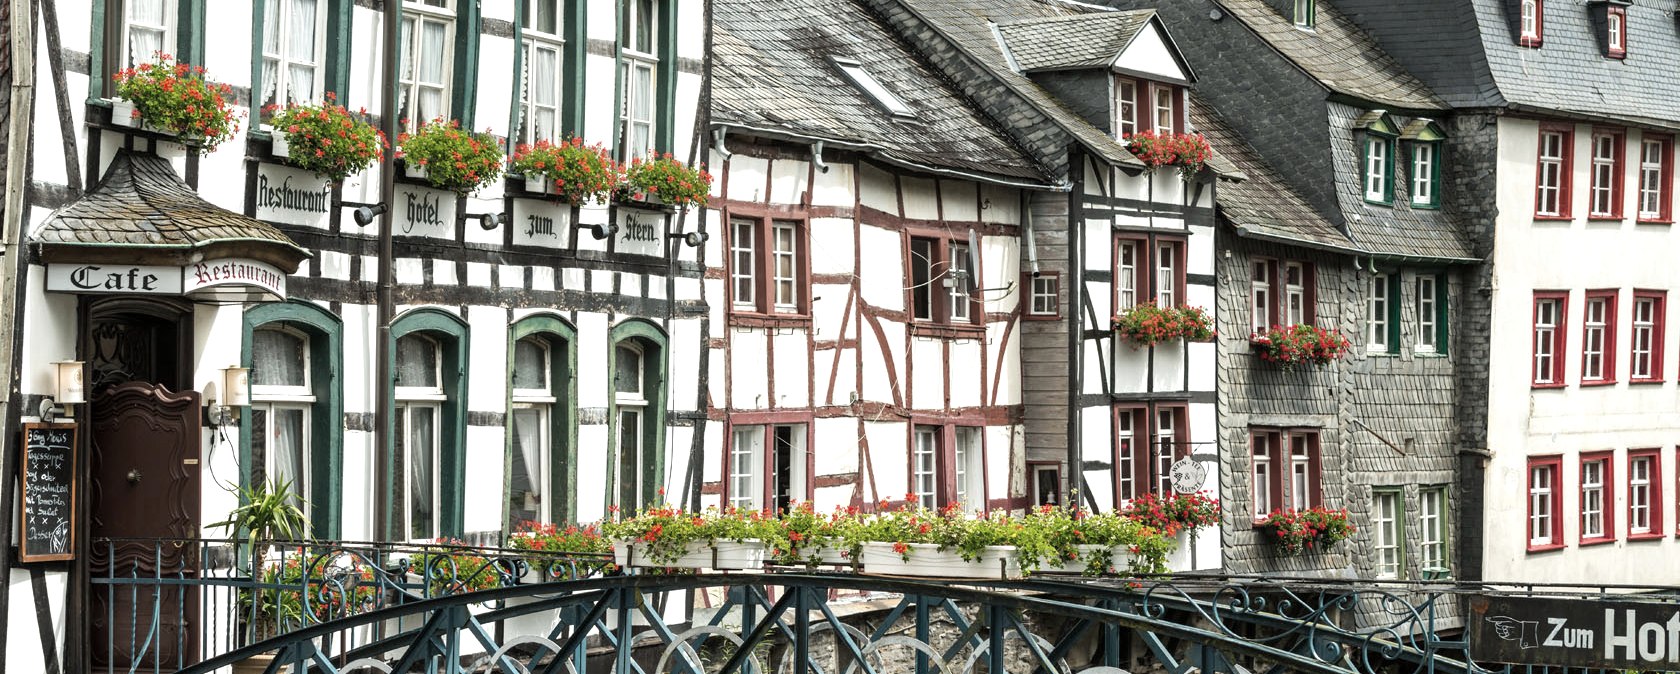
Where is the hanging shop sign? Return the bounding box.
[46,258,287,299]
[613,206,667,257]
[253,163,333,228]
[392,183,458,241]
[511,198,572,250]
[1468,594,1680,669]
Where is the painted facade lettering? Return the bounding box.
[613,208,666,257]
[256,174,330,214]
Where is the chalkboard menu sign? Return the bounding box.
[20,423,77,562]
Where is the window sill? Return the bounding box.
[1518,37,1543,48]
[1410,202,1441,211]
[909,323,985,340]
[1629,378,1665,385]
[1414,352,1449,358]
[1362,198,1393,207]
[1627,532,1666,542]
[1526,542,1566,553]
[1580,536,1617,547]
[1636,218,1672,225]
[728,313,812,329]
[1023,313,1062,322]
[1581,379,1618,387]
[1365,350,1398,357]
[1531,382,1568,390]
[1586,215,1624,223]
[1532,214,1573,221]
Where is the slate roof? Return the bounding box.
[1325,103,1475,261]
[711,0,1053,185]
[1214,0,1445,111]
[1191,94,1357,254]
[995,10,1155,72]
[31,151,310,269]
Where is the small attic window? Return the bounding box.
[1294,0,1316,29]
[833,58,914,117]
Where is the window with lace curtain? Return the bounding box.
[251,327,314,512]
[509,337,557,526]
[260,0,328,112]
[519,0,564,143]
[395,333,445,540]
[122,0,175,70]
[399,0,455,133]
[619,0,658,159]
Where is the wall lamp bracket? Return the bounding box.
[352,203,389,227]
[574,222,619,240]
[667,230,709,247]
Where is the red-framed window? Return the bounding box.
[1581,290,1617,385]
[1589,128,1625,219]
[1113,403,1190,503]
[723,415,814,514]
[1527,455,1564,551]
[1637,134,1672,223]
[1631,291,1665,382]
[1248,427,1323,522]
[1533,291,1569,387]
[727,213,811,320]
[1249,258,1317,335]
[1113,234,1186,312]
[1579,451,1615,545]
[1519,0,1543,47]
[908,422,987,512]
[1606,6,1627,58]
[1024,272,1061,320]
[1627,449,1663,539]
[1114,78,1184,139]
[1535,125,1573,218]
[908,233,982,330]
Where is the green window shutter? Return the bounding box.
[451,1,482,129]
[325,0,353,100]
[562,0,587,137]
[655,0,676,155]
[178,0,206,65]
[1387,273,1402,353]
[1436,276,1451,356]
[1385,139,1396,204]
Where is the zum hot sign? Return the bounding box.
[45,258,288,299]
[1469,594,1680,669]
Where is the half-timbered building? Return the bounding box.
[1,0,705,670]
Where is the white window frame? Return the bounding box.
[1537,131,1567,216]
[772,221,800,312]
[1289,434,1314,510]
[1590,133,1619,218]
[730,218,757,309]
[912,427,938,510]
[510,337,555,525]
[1153,410,1176,498]
[1581,457,1605,539]
[728,424,808,513]
[1607,10,1624,52]
[954,427,983,512]
[728,427,762,512]
[1583,296,1608,381]
[1639,139,1665,220]
[1520,0,1540,41]
[122,0,176,70]
[1151,85,1175,134]
[1284,261,1307,326]
[1373,491,1401,579]
[1365,136,1390,202]
[1029,275,1058,316]
[1116,78,1138,139]
[1419,488,1446,576]
[1250,260,1272,334]
[948,242,974,322]
[1632,297,1656,379]
[619,0,660,159]
[1630,454,1652,535]
[1117,412,1136,502]
[1534,298,1560,384]
[1117,241,1138,311]
[1411,143,1436,206]
[261,0,329,110]
[615,343,648,510]
[519,0,565,144]
[400,0,456,133]
[1368,275,1390,353]
[1529,463,1555,547]
[1251,434,1272,521]
[1156,243,1176,308]
[395,333,445,541]
[1294,0,1315,29]
[1417,275,1438,353]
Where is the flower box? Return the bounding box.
[265,96,385,182]
[111,99,139,128]
[398,118,503,193]
[782,545,851,568]
[611,539,766,571]
[1249,324,1350,368]
[271,131,290,158]
[112,54,239,151]
[857,542,1022,580]
[404,162,429,180]
[1036,544,1132,576]
[523,174,549,193]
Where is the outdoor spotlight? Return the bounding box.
[353,203,389,227]
[475,212,507,231]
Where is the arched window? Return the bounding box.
[390,307,469,541]
[609,321,666,513]
[510,337,555,525]
[243,301,344,538]
[251,327,313,510]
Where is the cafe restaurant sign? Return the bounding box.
[1468,594,1680,669]
[46,258,288,299]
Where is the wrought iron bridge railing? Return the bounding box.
[90,537,1680,674]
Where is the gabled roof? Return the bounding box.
[710,0,1054,186]
[31,151,309,269]
[1191,94,1357,254]
[1326,103,1475,261]
[995,10,1157,72]
[1214,0,1445,111]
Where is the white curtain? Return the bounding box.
[418,21,448,120]
[286,0,319,102]
[532,47,558,140]
[271,408,305,507]
[397,18,415,123]
[261,0,282,108]
[407,406,436,539]
[511,408,543,523]
[252,330,306,387]
[127,0,165,66]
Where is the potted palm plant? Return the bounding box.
[211,478,310,672]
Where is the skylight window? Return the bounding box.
[834,58,914,117]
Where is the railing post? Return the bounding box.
[617,588,636,674]
[914,595,930,674]
[792,587,811,674]
[987,604,1006,674]
[1102,599,1121,668]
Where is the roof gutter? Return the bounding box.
[716,121,1070,192]
[1229,222,1368,257]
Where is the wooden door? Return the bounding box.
[88,382,202,669]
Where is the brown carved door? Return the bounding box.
[89,382,202,669]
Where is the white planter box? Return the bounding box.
[404,163,429,180]
[858,542,1021,580]
[1165,529,1197,570]
[272,132,291,158]
[1036,544,1138,576]
[777,545,851,568]
[111,100,139,127]
[523,175,548,193]
[611,539,766,571]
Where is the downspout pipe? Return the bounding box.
[373,0,400,541]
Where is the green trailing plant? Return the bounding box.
[266,93,386,182]
[415,540,506,595]
[1121,491,1223,536]
[398,117,505,193]
[112,52,241,150]
[1257,507,1355,555]
[620,153,713,208]
[768,502,849,567]
[507,521,618,579]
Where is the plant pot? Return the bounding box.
[858,542,1021,580]
[111,100,139,128]
[611,539,766,571]
[1036,545,1115,575]
[233,653,290,674]
[404,163,429,180]
[779,545,851,568]
[272,132,291,158]
[1165,529,1196,570]
[524,174,549,193]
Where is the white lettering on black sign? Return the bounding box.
[1471,595,1680,668]
[20,424,77,562]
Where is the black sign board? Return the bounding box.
[1468,594,1680,669]
[19,423,77,562]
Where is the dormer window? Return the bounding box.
[1607,6,1626,58]
[1355,111,1400,205]
[1116,78,1138,138]
[1294,0,1315,30]
[1114,77,1181,139]
[834,58,913,117]
[1519,0,1543,47]
[1152,86,1176,134]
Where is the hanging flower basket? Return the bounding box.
[510,137,621,204]
[397,117,505,194]
[112,52,241,151]
[1257,507,1355,555]
[1113,303,1217,347]
[1249,324,1351,367]
[619,153,712,209]
[265,94,386,183]
[1123,131,1213,181]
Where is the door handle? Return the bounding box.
[127,468,142,484]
